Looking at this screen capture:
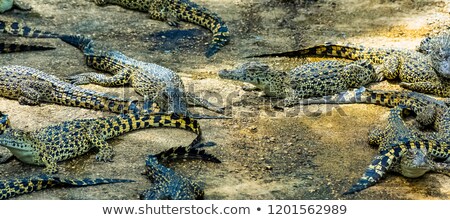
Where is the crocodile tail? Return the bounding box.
[107,113,202,140]
[343,147,401,195]
[174,1,229,57]
[55,177,135,186]
[153,145,221,163]
[0,20,60,38]
[59,34,95,54]
[205,23,230,57]
[0,42,55,53]
[248,43,391,63]
[155,112,201,135]
[0,175,59,200]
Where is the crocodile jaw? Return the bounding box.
[0,0,13,13]
[7,147,41,165]
[400,166,429,178]
[218,68,250,82]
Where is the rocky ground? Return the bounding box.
[0,0,449,200]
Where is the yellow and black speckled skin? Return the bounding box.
[305,87,446,127]
[251,42,450,97]
[359,89,446,127]
[93,0,229,57]
[0,174,134,200]
[219,60,380,106]
[0,65,140,114]
[0,111,202,174]
[60,35,224,116]
[344,106,450,194]
[0,42,55,53]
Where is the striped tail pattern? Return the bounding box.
[0,174,134,200]
[0,42,55,53]
[0,20,60,38]
[171,0,230,57]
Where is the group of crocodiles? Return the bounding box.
[1,0,450,199]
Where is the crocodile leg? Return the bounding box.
[67,68,132,86]
[88,133,114,162]
[432,161,450,175]
[377,55,401,80]
[41,151,59,174]
[400,81,450,97]
[17,80,46,105]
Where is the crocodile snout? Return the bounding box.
[218,69,240,80]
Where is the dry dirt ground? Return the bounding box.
[0,0,450,200]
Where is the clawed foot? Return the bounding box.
[167,21,180,27]
[95,149,114,162]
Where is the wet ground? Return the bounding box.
[0,0,450,200]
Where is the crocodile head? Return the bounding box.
[218,62,287,97]
[0,112,10,135]
[398,148,432,178]
[421,32,450,78]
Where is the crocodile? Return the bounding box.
[418,30,450,78]
[0,174,134,199]
[59,34,225,117]
[92,0,230,57]
[303,86,449,128]
[0,65,141,114]
[0,42,54,53]
[140,143,220,200]
[344,105,450,194]
[0,111,203,174]
[249,36,450,97]
[0,0,31,13]
[218,60,381,106]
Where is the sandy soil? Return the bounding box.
[0,0,450,200]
